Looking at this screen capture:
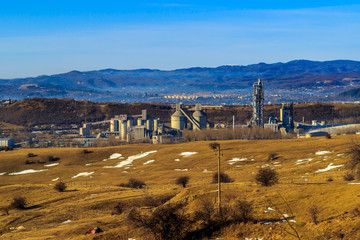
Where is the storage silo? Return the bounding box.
[192,104,207,130]
[120,121,127,140]
[137,118,143,126]
[171,104,186,130]
[153,119,159,132]
[146,119,153,131]
[110,119,119,132]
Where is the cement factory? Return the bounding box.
[71,78,351,146]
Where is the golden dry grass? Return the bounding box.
[0,135,359,239]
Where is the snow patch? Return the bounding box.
[52,177,59,181]
[109,153,122,159]
[174,169,189,171]
[348,182,360,185]
[104,150,157,168]
[203,169,212,173]
[174,159,180,162]
[228,158,247,165]
[267,207,275,211]
[143,160,155,165]
[9,169,48,175]
[0,172,6,176]
[295,158,313,165]
[72,172,94,178]
[315,151,332,155]
[44,163,59,167]
[85,163,92,166]
[62,220,71,224]
[179,152,198,157]
[316,163,343,173]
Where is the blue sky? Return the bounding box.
[0,1,360,78]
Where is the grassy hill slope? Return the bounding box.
[0,135,359,239]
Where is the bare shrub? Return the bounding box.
[54,181,67,192]
[209,142,220,150]
[127,202,189,240]
[343,172,355,181]
[82,149,92,154]
[141,194,174,208]
[325,133,331,139]
[27,153,36,157]
[351,205,360,217]
[47,155,60,162]
[112,202,126,215]
[327,176,334,182]
[0,206,9,215]
[308,205,320,224]
[255,167,279,186]
[267,153,279,162]
[193,199,216,224]
[232,199,254,222]
[119,178,146,189]
[212,172,234,183]
[10,197,27,209]
[175,176,190,188]
[346,140,360,170]
[25,160,35,164]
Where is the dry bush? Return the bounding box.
[141,194,174,208]
[325,133,332,139]
[112,202,126,215]
[0,206,9,215]
[25,160,35,164]
[351,205,360,217]
[231,199,254,223]
[267,153,279,162]
[54,181,67,192]
[255,167,279,186]
[127,202,189,240]
[175,176,190,188]
[119,178,146,189]
[193,199,216,224]
[212,172,234,183]
[82,149,92,154]
[327,176,334,182]
[346,140,360,170]
[27,153,36,157]
[308,204,320,224]
[343,172,355,181]
[47,155,60,162]
[10,196,27,209]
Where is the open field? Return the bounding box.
[0,135,359,239]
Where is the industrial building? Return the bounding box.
[248,79,264,127]
[0,138,14,148]
[171,104,207,131]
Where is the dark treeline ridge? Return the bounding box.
[1,98,360,127]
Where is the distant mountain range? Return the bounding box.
[2,60,360,103]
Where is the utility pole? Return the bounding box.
[217,144,221,216]
[210,142,222,215]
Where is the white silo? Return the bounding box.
[171,104,186,130]
[192,104,207,130]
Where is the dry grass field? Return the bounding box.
[0,135,359,239]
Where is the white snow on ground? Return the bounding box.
[85,163,92,166]
[174,159,180,162]
[143,160,155,165]
[337,153,345,156]
[9,169,48,175]
[289,219,296,223]
[62,220,71,223]
[267,207,275,211]
[104,150,157,168]
[228,158,247,165]
[174,169,189,171]
[72,172,94,178]
[348,183,360,184]
[316,163,344,173]
[315,151,332,155]
[109,153,122,159]
[0,172,6,176]
[44,163,59,167]
[203,169,212,173]
[179,152,198,157]
[52,177,59,181]
[282,214,289,218]
[296,158,313,165]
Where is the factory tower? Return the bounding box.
[249,78,264,127]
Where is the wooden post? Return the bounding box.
[218,145,221,216]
